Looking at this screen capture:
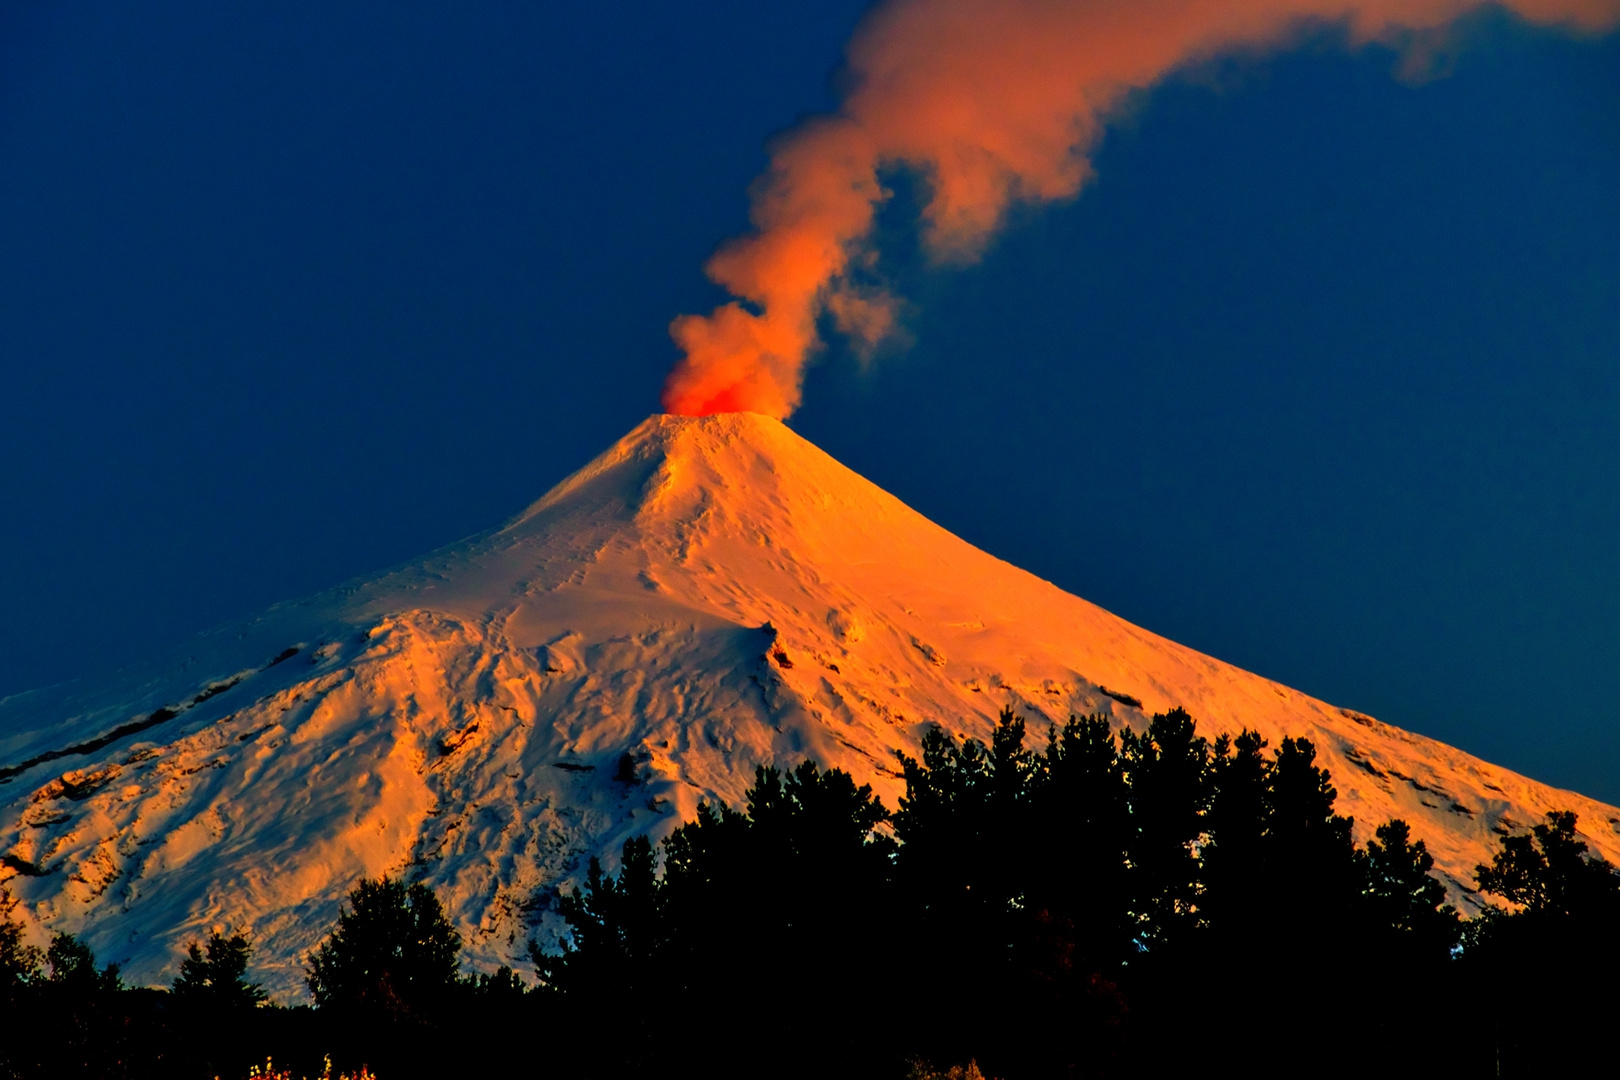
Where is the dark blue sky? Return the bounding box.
[2,4,1616,800]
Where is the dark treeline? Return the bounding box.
[531,707,1620,1078]
[4,707,1619,1079]
[0,876,527,1080]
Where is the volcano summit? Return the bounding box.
[3,413,1616,996]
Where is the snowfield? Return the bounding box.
[3,412,1616,997]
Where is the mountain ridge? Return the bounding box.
[3,412,1616,997]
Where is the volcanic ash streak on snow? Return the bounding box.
[660,0,1620,418]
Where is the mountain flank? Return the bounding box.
[3,412,1615,996]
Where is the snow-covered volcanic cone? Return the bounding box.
[3,413,1616,996]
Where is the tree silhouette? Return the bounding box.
[1119,707,1213,946]
[535,834,664,1002]
[1358,819,1460,958]
[892,711,1022,1067]
[462,963,528,1000]
[46,932,122,992]
[63,715,1591,1079]
[894,722,998,903]
[1267,737,1355,876]
[890,710,1141,1075]
[1461,811,1620,1075]
[0,889,44,1002]
[305,877,462,1023]
[1475,810,1620,917]
[171,931,266,1008]
[696,761,894,1027]
[1027,712,1132,965]
[533,759,897,1076]
[1198,729,1272,931]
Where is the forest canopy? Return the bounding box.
[3,706,1617,1079]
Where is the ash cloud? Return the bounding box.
[661,0,1619,418]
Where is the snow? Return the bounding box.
[2,412,1616,997]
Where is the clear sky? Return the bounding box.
[1,3,1616,800]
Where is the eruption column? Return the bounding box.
[660,0,1619,418]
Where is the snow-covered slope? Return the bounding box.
[3,413,1616,996]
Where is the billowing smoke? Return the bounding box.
[661,0,1618,418]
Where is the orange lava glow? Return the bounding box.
[660,0,1620,418]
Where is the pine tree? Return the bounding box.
[1027,713,1132,964]
[1265,736,1358,917]
[172,931,267,1007]
[305,877,462,1023]
[46,931,122,992]
[894,721,1010,987]
[1464,811,1620,1075]
[1119,707,1213,946]
[1357,819,1460,958]
[1199,729,1271,929]
[536,761,897,1075]
[1474,810,1620,917]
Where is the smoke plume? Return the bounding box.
[659,0,1617,418]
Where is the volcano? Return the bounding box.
[3,413,1616,996]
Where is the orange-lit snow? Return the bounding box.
[2,413,1616,996]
